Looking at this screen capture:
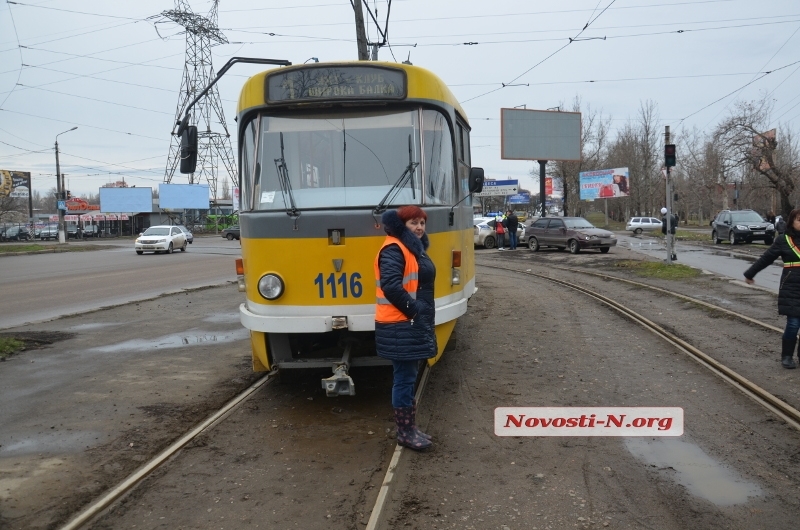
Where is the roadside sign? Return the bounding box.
[57,200,66,211]
[476,179,519,197]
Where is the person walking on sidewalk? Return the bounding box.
[495,213,506,250]
[744,208,800,369]
[374,205,436,450]
[506,210,519,250]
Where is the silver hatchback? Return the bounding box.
[626,217,663,234]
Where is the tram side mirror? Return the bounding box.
[468,167,484,193]
[177,115,198,174]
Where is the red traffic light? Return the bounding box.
[665,144,676,167]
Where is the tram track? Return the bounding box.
[479,261,800,433]
[59,366,433,530]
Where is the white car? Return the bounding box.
[135,225,187,255]
[626,217,663,234]
[473,216,524,249]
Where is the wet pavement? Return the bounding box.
[617,234,781,293]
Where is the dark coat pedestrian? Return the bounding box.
[375,206,436,450]
[744,208,800,369]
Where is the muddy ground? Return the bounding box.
[3,244,800,529]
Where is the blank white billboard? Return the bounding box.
[99,187,153,213]
[159,184,210,209]
[501,108,581,161]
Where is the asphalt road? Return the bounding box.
[0,236,243,329]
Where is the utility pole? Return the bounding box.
[665,126,674,264]
[538,160,547,217]
[54,126,77,244]
[352,0,370,60]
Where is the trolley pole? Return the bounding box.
[665,126,673,264]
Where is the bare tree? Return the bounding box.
[540,97,610,217]
[714,99,800,217]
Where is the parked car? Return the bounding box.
[221,225,240,241]
[473,217,524,249]
[711,209,775,245]
[66,225,79,239]
[524,216,617,254]
[82,225,101,238]
[626,217,664,234]
[2,226,31,241]
[39,226,59,240]
[134,225,187,254]
[177,224,193,244]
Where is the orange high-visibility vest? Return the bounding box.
[785,234,800,267]
[374,236,419,323]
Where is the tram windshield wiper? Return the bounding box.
[373,134,418,215]
[274,132,299,218]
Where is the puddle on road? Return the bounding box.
[69,322,121,331]
[709,251,758,264]
[202,312,240,324]
[91,328,249,353]
[625,438,762,506]
[0,431,106,456]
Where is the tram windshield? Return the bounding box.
[241,109,455,210]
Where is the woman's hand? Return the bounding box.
[744,277,754,285]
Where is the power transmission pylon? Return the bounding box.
[153,0,236,201]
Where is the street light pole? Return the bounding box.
[54,127,77,244]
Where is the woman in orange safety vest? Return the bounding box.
[374,205,436,450]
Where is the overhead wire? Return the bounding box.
[0,1,24,109]
[697,22,800,129]
[462,0,618,104]
[0,108,166,142]
[679,59,800,123]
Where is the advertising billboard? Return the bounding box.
[99,187,153,213]
[159,183,210,210]
[500,108,581,161]
[0,170,31,198]
[508,193,531,204]
[579,168,630,201]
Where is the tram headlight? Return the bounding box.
[258,273,284,300]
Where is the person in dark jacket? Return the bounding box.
[374,206,437,450]
[744,208,800,369]
[506,210,519,250]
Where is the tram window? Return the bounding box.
[422,110,455,205]
[252,110,424,209]
[241,119,257,211]
[456,118,471,202]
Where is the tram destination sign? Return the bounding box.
[475,179,519,197]
[267,66,407,103]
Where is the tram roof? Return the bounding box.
[237,61,468,124]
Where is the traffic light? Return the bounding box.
[665,144,676,167]
[66,190,72,199]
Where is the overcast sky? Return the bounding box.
[1,0,798,198]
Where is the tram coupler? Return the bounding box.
[321,342,355,397]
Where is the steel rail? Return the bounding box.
[366,363,432,530]
[485,263,800,432]
[60,373,276,530]
[477,257,783,333]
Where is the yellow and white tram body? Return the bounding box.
[235,62,477,395]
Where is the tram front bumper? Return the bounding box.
[239,303,375,333]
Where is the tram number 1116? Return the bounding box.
[314,272,363,299]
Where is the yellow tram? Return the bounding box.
[232,61,482,395]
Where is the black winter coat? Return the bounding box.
[744,234,800,317]
[374,210,438,361]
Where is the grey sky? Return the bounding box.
[1,0,798,198]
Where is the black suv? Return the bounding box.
[712,209,775,245]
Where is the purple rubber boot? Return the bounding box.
[394,407,432,451]
[412,399,432,440]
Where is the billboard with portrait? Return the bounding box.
[579,168,630,201]
[0,170,31,198]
